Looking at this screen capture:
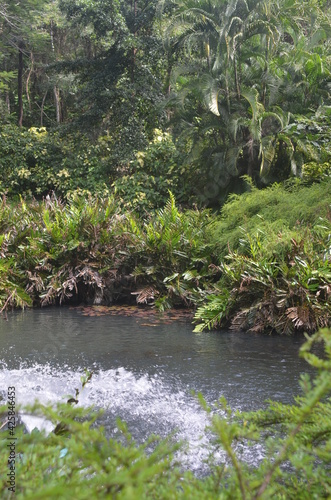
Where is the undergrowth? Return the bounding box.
[1,179,330,334]
[0,192,216,312]
[194,180,331,333]
[213,179,331,255]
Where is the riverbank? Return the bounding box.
[0,179,330,334]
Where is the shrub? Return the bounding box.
[194,222,331,333]
[194,180,331,333]
[0,193,217,311]
[112,130,196,213]
[213,180,331,256]
[0,125,110,198]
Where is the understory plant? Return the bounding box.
[124,192,218,309]
[0,329,330,499]
[1,180,330,334]
[0,125,110,198]
[194,222,331,333]
[0,194,129,308]
[112,130,196,213]
[194,179,331,333]
[0,192,217,311]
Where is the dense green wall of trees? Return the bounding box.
[0,0,330,204]
[0,1,330,330]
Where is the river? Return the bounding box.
[0,307,312,473]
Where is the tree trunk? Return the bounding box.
[50,19,61,123]
[130,0,137,83]
[262,36,270,109]
[165,60,172,97]
[26,52,34,112]
[40,90,48,126]
[54,85,61,123]
[5,92,10,114]
[234,56,240,100]
[205,40,210,71]
[4,60,10,114]
[18,41,24,127]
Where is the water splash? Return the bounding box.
[0,362,226,472]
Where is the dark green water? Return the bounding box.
[0,307,312,472]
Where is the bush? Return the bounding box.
[194,223,331,333]
[112,130,196,213]
[0,193,217,311]
[213,180,331,256]
[194,180,331,333]
[1,181,330,335]
[0,125,110,198]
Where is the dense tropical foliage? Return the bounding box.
[0,181,330,333]
[1,0,330,201]
[0,0,330,332]
[162,0,331,195]
[0,1,331,496]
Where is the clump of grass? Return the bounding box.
[214,180,331,256]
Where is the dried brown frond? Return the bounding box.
[230,309,249,330]
[239,276,252,291]
[131,286,159,304]
[285,306,316,332]
[26,271,45,294]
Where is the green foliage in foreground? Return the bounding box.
[0,329,331,499]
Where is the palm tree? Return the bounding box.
[161,0,330,198]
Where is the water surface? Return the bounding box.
[0,307,312,472]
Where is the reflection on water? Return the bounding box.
[0,307,312,472]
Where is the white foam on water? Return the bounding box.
[80,367,219,471]
[20,414,54,434]
[0,361,263,473]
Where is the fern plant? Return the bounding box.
[195,218,331,333]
